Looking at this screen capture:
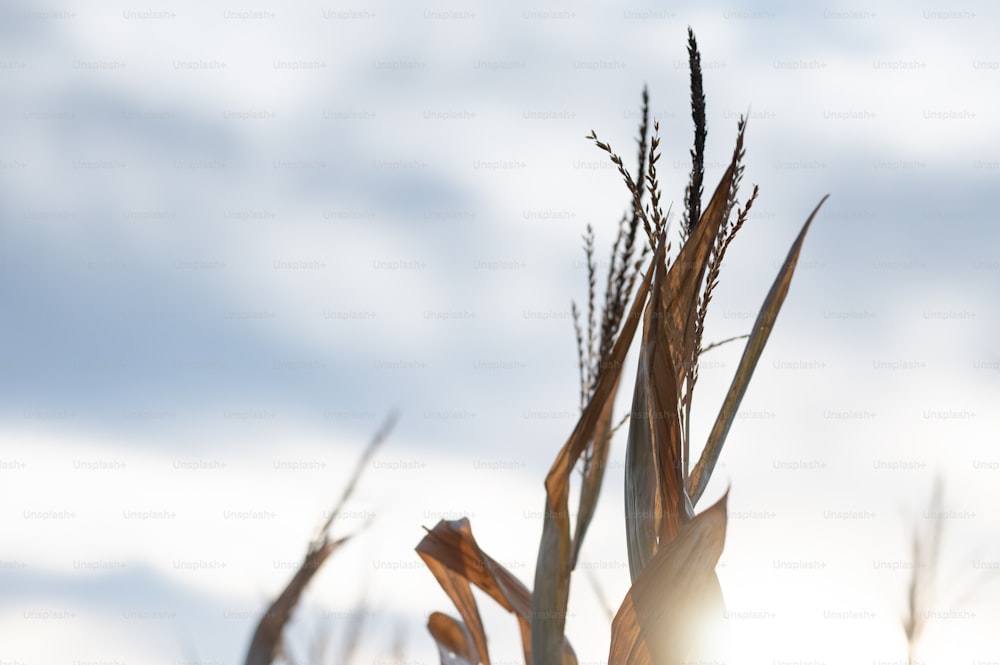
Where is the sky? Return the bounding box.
[1,2,999,664]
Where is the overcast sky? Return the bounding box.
[1,2,999,664]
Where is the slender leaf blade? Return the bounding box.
[690,195,829,504]
[623,343,660,581]
[571,381,618,569]
[428,612,479,665]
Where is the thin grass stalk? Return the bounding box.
[584,226,598,385]
[571,301,587,411]
[583,566,616,625]
[316,411,399,540]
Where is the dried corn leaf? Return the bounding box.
[624,253,691,582]
[531,236,665,665]
[417,527,492,665]
[609,492,728,665]
[571,380,618,569]
[417,518,577,665]
[689,195,829,504]
[428,612,480,665]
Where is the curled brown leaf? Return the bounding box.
[610,492,729,665]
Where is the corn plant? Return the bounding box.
[416,28,827,665]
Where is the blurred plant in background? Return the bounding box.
[900,476,999,665]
